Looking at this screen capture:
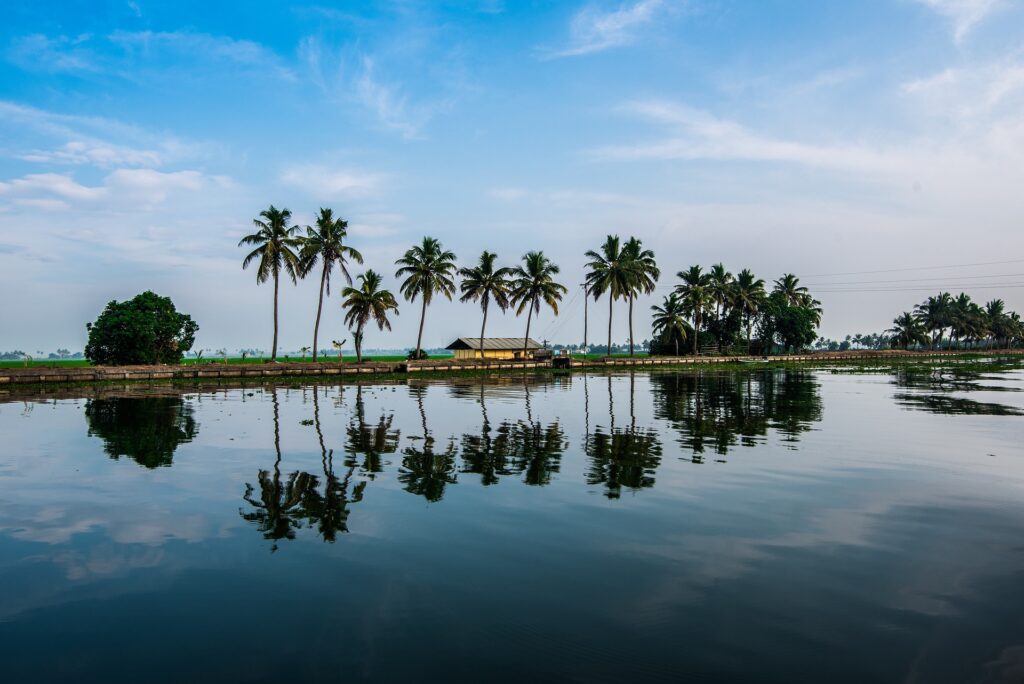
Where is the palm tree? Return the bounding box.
[733,268,766,352]
[341,270,399,363]
[773,273,811,307]
[889,311,928,350]
[394,237,458,359]
[299,208,364,362]
[914,292,952,350]
[509,251,567,356]
[708,263,733,322]
[239,205,302,361]
[622,237,660,357]
[984,299,1006,349]
[458,251,514,359]
[650,293,688,356]
[584,235,631,356]
[675,265,712,355]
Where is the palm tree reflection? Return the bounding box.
[399,384,458,502]
[344,384,400,477]
[585,373,663,498]
[650,369,822,458]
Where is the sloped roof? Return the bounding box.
[446,337,543,351]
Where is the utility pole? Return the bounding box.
[581,282,588,355]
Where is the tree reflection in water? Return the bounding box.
[650,369,823,459]
[585,373,663,498]
[459,378,568,487]
[399,384,458,502]
[241,386,370,550]
[344,384,400,478]
[85,395,198,468]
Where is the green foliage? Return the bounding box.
[85,397,198,468]
[757,291,819,353]
[341,270,399,362]
[84,291,198,365]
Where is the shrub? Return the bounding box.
[85,291,198,365]
[406,349,429,360]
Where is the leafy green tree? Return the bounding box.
[299,208,363,361]
[758,291,820,352]
[458,251,514,357]
[85,291,198,365]
[914,292,952,349]
[341,270,399,363]
[239,205,302,361]
[708,263,733,322]
[584,235,632,356]
[622,237,659,356]
[650,293,688,356]
[509,251,567,355]
[675,265,712,354]
[394,237,457,359]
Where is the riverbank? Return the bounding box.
[2,349,1021,390]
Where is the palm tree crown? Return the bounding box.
[650,293,688,357]
[341,270,399,363]
[510,251,567,354]
[395,237,457,358]
[584,235,632,355]
[239,205,303,361]
[675,265,712,355]
[300,207,364,361]
[459,251,514,358]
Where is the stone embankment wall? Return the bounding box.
[1,349,1020,388]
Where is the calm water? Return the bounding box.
[2,362,1024,683]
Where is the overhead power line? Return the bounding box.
[803,258,1024,278]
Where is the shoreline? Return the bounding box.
[1,350,1021,401]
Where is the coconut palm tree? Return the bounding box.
[708,263,733,322]
[773,273,811,307]
[509,251,567,356]
[650,293,688,357]
[299,208,364,362]
[341,270,399,363]
[984,299,1007,349]
[584,235,631,356]
[394,237,458,360]
[888,312,928,349]
[239,205,303,361]
[733,268,766,352]
[675,265,712,355]
[458,251,514,359]
[914,292,952,350]
[622,237,660,357]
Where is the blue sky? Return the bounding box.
[2,0,1023,352]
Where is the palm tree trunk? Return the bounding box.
[415,297,427,359]
[523,299,534,357]
[692,309,700,355]
[607,294,613,357]
[628,293,635,357]
[312,263,328,362]
[480,302,488,362]
[356,322,364,363]
[272,269,280,361]
[675,334,679,357]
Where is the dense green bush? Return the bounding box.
[85,291,198,365]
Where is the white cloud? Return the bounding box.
[489,186,529,200]
[107,30,296,80]
[902,57,1024,121]
[542,0,669,59]
[0,169,211,207]
[280,164,384,199]
[354,57,430,139]
[913,0,1003,43]
[19,140,164,167]
[6,33,100,73]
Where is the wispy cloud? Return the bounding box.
[354,57,430,139]
[913,0,1003,43]
[279,164,384,199]
[902,55,1024,121]
[541,0,669,59]
[6,33,101,74]
[0,169,212,210]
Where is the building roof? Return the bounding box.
[446,337,543,351]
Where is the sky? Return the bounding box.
[1,0,1023,354]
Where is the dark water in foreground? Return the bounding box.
[2,361,1024,683]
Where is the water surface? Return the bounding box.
[2,361,1023,683]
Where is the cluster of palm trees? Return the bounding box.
[889,293,1023,350]
[240,210,829,361]
[650,266,822,355]
[240,206,567,362]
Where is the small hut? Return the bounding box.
[446,337,543,360]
